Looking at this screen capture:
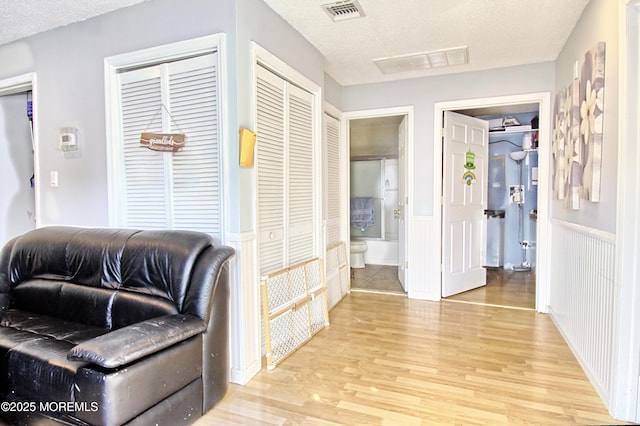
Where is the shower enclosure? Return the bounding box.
[350,158,399,265]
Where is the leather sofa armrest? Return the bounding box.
[67,314,206,368]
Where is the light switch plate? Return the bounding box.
[50,171,59,187]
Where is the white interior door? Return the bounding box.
[442,111,488,297]
[397,116,407,289]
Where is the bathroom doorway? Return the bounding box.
[347,111,408,294]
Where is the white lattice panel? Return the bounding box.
[268,305,311,363]
[326,247,338,272]
[265,271,290,314]
[309,292,329,334]
[337,242,347,266]
[339,263,350,296]
[305,259,323,292]
[325,242,349,310]
[326,273,341,309]
[261,257,329,369]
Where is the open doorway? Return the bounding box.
[344,108,412,295]
[0,74,38,246]
[434,93,551,313]
[447,105,539,310]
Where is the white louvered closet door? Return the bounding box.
[256,65,316,275]
[287,84,314,265]
[119,67,168,229]
[325,113,341,247]
[256,66,286,274]
[116,53,222,239]
[167,55,221,236]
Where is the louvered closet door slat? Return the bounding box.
[256,66,286,274]
[168,54,221,237]
[325,114,341,247]
[119,66,168,229]
[287,84,314,265]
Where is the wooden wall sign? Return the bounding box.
[140,132,186,152]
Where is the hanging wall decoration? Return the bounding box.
[551,41,606,211]
[239,128,257,167]
[568,78,582,210]
[139,104,186,152]
[462,149,476,185]
[552,86,568,200]
[580,41,606,202]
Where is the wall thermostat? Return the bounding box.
[59,127,79,152]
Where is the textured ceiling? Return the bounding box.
[0,0,147,47]
[0,0,590,87]
[264,0,591,85]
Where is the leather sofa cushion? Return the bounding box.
[11,280,178,330]
[0,310,107,401]
[6,226,213,319]
[5,336,88,402]
[0,309,108,343]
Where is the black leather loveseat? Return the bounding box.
[0,226,235,425]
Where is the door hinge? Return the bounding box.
[405,261,409,270]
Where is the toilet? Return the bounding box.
[350,240,368,268]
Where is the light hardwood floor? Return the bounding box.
[445,268,536,310]
[196,292,626,425]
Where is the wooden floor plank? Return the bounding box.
[445,268,536,310]
[197,292,627,425]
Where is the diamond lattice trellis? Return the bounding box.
[261,257,330,369]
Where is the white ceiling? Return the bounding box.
[0,0,147,47]
[0,0,590,87]
[264,0,590,86]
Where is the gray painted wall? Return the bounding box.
[0,0,236,231]
[341,62,555,216]
[553,0,618,234]
[0,0,324,235]
[324,73,342,110]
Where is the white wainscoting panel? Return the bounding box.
[548,219,616,403]
[409,216,438,300]
[227,232,262,385]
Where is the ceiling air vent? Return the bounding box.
[374,46,469,75]
[321,0,365,22]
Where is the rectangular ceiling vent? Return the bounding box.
[322,1,365,22]
[374,46,468,75]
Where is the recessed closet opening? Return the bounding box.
[0,81,36,246]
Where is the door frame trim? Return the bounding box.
[342,106,414,294]
[434,92,551,312]
[611,0,640,419]
[0,72,40,231]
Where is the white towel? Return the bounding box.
[350,197,375,229]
